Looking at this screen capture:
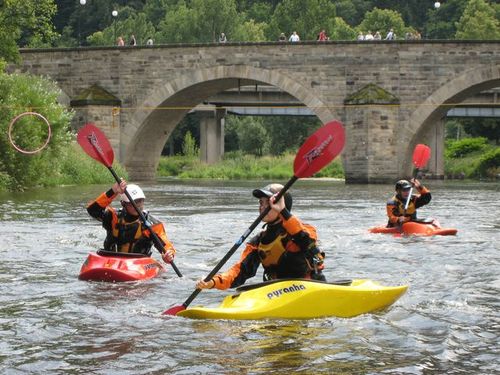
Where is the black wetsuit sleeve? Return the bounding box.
[415,191,431,208]
[87,189,116,233]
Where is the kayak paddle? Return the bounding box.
[404,144,431,213]
[163,120,346,316]
[77,123,183,278]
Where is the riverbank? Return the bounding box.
[156,152,344,179]
[0,143,128,192]
[444,138,499,180]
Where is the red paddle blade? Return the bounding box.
[77,123,114,167]
[293,120,345,178]
[412,144,431,169]
[162,304,186,316]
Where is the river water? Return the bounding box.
[0,179,498,374]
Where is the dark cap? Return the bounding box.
[252,183,293,211]
[395,179,412,191]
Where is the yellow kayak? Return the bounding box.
[177,279,408,320]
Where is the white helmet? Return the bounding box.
[120,184,146,202]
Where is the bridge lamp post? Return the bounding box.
[112,10,118,45]
[79,0,86,46]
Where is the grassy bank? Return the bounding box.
[444,138,499,179]
[157,152,344,179]
[0,142,128,192]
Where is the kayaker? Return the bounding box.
[196,183,326,290]
[87,180,175,263]
[386,178,431,227]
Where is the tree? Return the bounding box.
[462,119,500,144]
[358,8,407,39]
[0,72,73,190]
[87,12,156,46]
[260,116,321,155]
[143,0,179,26]
[246,1,273,24]
[157,0,240,43]
[455,0,500,40]
[330,17,357,41]
[0,0,58,63]
[232,19,267,42]
[335,0,373,27]
[267,0,336,41]
[424,0,468,39]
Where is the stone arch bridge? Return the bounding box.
[12,40,500,183]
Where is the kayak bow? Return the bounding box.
[369,220,457,237]
[176,279,408,320]
[79,250,165,282]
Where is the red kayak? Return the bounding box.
[369,219,457,237]
[79,250,165,282]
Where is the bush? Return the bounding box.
[37,142,128,186]
[182,131,199,157]
[477,148,500,178]
[445,137,488,158]
[156,153,344,180]
[0,72,73,190]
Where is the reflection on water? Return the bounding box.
[0,179,499,374]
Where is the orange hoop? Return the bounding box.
[8,112,52,154]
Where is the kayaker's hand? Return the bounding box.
[112,179,127,195]
[162,249,175,263]
[269,193,285,213]
[196,278,215,289]
[398,216,410,224]
[410,178,421,190]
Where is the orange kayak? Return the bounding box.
[369,220,457,237]
[79,250,165,282]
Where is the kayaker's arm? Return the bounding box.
[209,242,261,290]
[145,218,176,262]
[280,209,318,252]
[414,186,431,208]
[87,189,117,221]
[386,200,405,225]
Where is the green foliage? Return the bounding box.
[444,139,499,179]
[455,0,500,40]
[261,116,322,155]
[0,70,128,192]
[232,19,268,42]
[335,0,372,27]
[37,143,129,187]
[162,114,200,156]
[424,0,467,39]
[234,118,269,156]
[182,131,199,157]
[246,1,274,23]
[157,0,239,43]
[461,118,500,144]
[157,153,344,179]
[0,72,73,190]
[267,0,336,41]
[445,137,488,158]
[0,0,58,62]
[88,12,156,46]
[330,17,357,41]
[477,148,500,177]
[358,7,407,38]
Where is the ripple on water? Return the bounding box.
[0,180,499,374]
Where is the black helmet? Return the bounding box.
[252,183,292,211]
[395,179,412,191]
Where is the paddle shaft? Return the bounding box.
[180,175,298,308]
[88,136,183,277]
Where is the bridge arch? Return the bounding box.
[123,65,337,180]
[404,64,500,176]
